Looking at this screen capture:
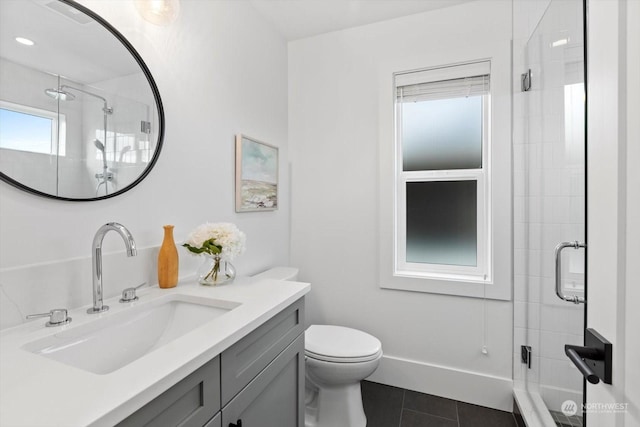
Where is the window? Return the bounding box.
[378,44,511,300]
[395,61,490,282]
[0,100,66,156]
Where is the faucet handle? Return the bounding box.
[26,309,72,327]
[120,282,147,303]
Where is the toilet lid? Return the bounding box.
[305,325,382,362]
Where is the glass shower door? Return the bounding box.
[519,0,586,425]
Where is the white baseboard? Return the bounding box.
[366,354,514,412]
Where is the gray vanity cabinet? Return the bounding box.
[117,356,221,427]
[222,334,304,427]
[116,298,305,427]
[220,298,305,427]
[220,298,304,406]
[204,412,221,427]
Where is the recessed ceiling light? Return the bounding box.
[15,37,35,46]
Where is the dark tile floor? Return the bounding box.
[362,381,519,427]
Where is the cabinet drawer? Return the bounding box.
[221,298,304,406]
[117,356,221,427]
[222,334,304,427]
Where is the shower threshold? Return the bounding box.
[513,388,557,427]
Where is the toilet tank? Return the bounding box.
[252,267,299,281]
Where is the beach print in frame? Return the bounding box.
[235,134,278,212]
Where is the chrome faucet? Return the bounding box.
[88,222,137,314]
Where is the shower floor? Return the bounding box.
[549,410,583,427]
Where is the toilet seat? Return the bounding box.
[305,325,382,363]
[305,349,383,363]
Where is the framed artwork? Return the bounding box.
[235,134,278,212]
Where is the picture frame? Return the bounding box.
[235,134,278,212]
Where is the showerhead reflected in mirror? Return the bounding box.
[45,88,76,101]
[0,0,164,201]
[94,139,105,153]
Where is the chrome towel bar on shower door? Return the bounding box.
[554,241,586,304]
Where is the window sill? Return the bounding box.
[380,272,510,300]
[394,269,491,285]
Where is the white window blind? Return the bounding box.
[397,74,489,102]
[395,61,490,102]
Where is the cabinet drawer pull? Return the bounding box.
[229,420,242,427]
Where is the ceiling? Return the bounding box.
[249,0,476,41]
[1,0,477,83]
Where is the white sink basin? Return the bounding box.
[22,295,240,375]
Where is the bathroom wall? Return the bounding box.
[289,1,514,411]
[0,0,289,329]
[624,2,640,422]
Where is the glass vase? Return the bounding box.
[197,254,236,286]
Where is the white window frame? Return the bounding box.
[395,71,491,283]
[0,99,66,156]
[377,40,511,300]
[397,174,489,281]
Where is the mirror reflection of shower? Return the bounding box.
[44,84,115,196]
[93,138,113,195]
[44,88,75,101]
[118,146,132,162]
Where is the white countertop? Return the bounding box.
[0,276,310,427]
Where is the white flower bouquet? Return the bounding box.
[183,222,246,260]
[183,222,246,285]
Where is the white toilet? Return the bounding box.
[252,267,383,427]
[304,325,382,427]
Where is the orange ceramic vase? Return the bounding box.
[158,225,179,288]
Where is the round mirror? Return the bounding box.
[0,0,164,201]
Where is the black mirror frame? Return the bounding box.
[0,0,165,202]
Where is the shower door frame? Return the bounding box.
[581,0,589,423]
[515,0,590,425]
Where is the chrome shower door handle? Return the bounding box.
[554,241,586,304]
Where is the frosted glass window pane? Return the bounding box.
[406,181,477,266]
[402,96,482,171]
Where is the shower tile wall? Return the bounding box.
[512,0,585,413]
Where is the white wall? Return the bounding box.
[0,0,289,329]
[623,1,640,424]
[624,1,640,424]
[289,1,514,411]
[587,0,640,426]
